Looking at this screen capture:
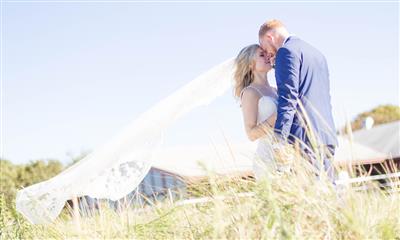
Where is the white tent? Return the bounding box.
[152,142,256,178]
[353,121,400,158]
[334,136,387,165]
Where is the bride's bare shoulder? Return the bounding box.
[241,87,261,101]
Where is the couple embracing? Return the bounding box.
[234,19,338,181]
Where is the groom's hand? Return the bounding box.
[266,52,276,68]
[270,55,276,68]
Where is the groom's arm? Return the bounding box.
[274,47,300,141]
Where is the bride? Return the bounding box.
[16,45,287,225]
[233,44,285,180]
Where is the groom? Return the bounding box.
[259,20,338,181]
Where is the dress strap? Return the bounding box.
[240,85,263,99]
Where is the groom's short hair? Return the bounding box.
[259,19,286,37]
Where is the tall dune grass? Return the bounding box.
[2,152,398,239]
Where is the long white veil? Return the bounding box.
[16,58,236,224]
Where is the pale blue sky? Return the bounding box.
[2,2,399,164]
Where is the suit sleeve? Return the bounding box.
[274,47,300,141]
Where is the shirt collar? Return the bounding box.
[282,34,295,47]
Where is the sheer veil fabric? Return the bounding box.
[16,58,236,224]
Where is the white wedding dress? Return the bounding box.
[240,86,279,180]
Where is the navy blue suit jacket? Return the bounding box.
[274,36,338,148]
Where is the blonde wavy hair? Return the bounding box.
[233,44,260,99]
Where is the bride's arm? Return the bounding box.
[241,89,275,141]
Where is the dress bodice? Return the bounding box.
[257,96,277,124]
[240,85,278,124]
